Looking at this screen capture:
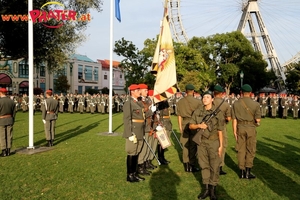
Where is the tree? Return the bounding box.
[188,31,271,93]
[54,74,70,93]
[285,62,300,94]
[34,87,44,95]
[0,0,103,70]
[114,38,155,88]
[115,37,210,92]
[85,88,99,95]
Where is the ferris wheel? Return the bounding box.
[167,0,300,66]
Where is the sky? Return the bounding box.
[76,0,300,65]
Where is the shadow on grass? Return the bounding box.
[14,114,108,141]
[258,137,300,177]
[217,185,235,200]
[170,129,183,163]
[149,165,180,200]
[224,151,240,178]
[34,121,100,146]
[254,155,299,199]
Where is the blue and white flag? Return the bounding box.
[115,0,121,22]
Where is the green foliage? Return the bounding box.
[84,88,99,95]
[0,0,103,71]
[33,87,44,95]
[188,31,270,93]
[54,74,70,93]
[1,112,300,199]
[114,38,155,88]
[285,62,300,94]
[101,87,109,95]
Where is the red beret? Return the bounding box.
[148,90,154,96]
[128,84,139,91]
[138,84,148,89]
[0,88,7,93]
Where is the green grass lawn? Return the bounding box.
[0,111,299,200]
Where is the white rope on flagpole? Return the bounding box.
[108,0,114,134]
[28,0,35,149]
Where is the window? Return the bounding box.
[40,66,45,77]
[104,75,107,80]
[78,65,83,80]
[85,86,92,92]
[120,74,122,79]
[40,83,45,93]
[85,66,92,81]
[94,67,98,81]
[78,86,83,94]
[19,60,29,78]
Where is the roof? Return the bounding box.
[97,59,120,69]
[70,54,95,63]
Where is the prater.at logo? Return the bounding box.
[29,1,90,28]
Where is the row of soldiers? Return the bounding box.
[9,93,130,114]
[167,92,300,119]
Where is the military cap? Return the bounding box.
[128,84,140,91]
[241,84,252,92]
[214,85,224,92]
[46,89,52,94]
[0,88,7,93]
[203,90,214,98]
[138,84,148,89]
[148,90,154,96]
[185,84,195,91]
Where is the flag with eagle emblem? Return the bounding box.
[151,1,177,103]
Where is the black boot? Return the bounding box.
[126,155,139,182]
[138,164,151,176]
[240,169,246,179]
[148,160,157,169]
[145,160,155,170]
[158,144,169,165]
[197,184,210,199]
[219,166,227,175]
[190,164,200,172]
[0,149,6,157]
[46,140,51,147]
[132,155,145,181]
[184,163,191,172]
[245,167,256,179]
[50,140,54,146]
[210,185,217,200]
[6,148,10,156]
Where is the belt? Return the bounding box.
[0,114,12,119]
[202,133,219,141]
[132,119,144,123]
[47,111,55,114]
[238,121,254,125]
[163,116,170,119]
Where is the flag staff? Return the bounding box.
[108,0,114,134]
[28,0,35,149]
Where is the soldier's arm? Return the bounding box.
[177,115,183,134]
[232,119,237,141]
[218,130,223,157]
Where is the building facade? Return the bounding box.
[0,54,125,95]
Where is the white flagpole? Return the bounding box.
[108,0,114,134]
[28,0,35,149]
